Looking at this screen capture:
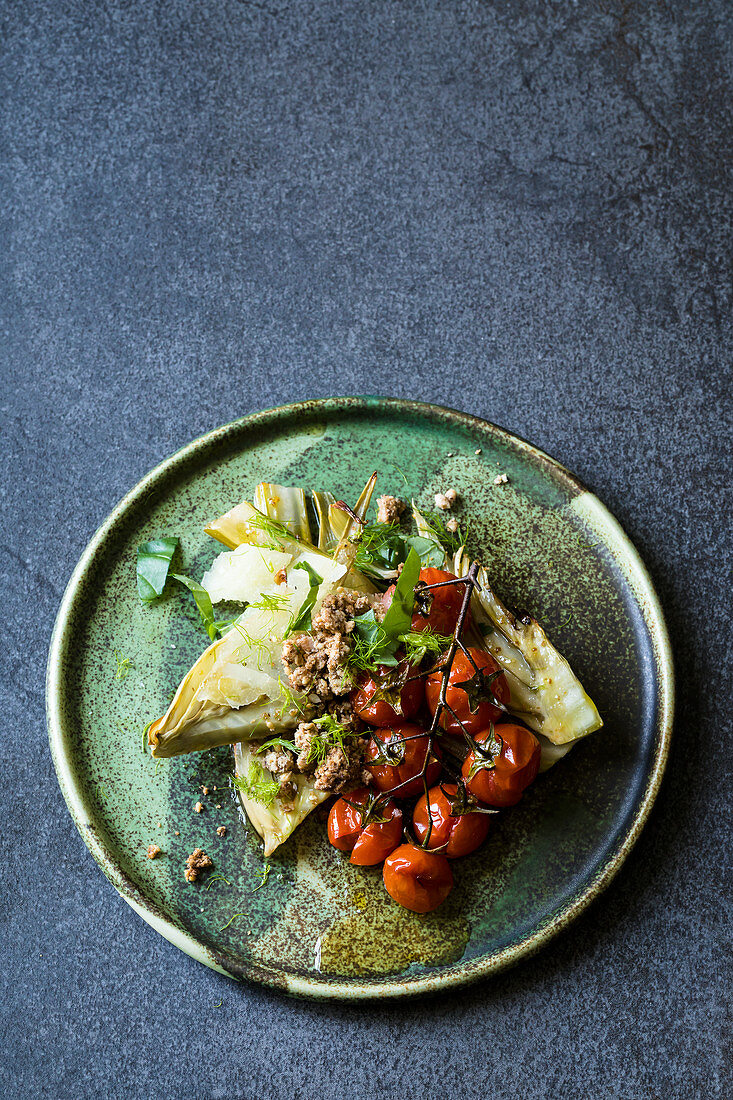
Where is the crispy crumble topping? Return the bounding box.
[376,494,407,525]
[184,848,213,883]
[281,589,372,698]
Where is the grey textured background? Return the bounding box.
[2,1,731,1098]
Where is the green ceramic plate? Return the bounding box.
[47,397,673,999]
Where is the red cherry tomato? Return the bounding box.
[327,787,403,866]
[364,723,442,798]
[462,723,541,807]
[383,568,471,638]
[383,843,454,912]
[412,783,492,858]
[412,567,472,635]
[350,659,424,727]
[425,648,509,735]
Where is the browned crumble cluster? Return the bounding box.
[294,720,367,792]
[260,745,297,809]
[184,848,213,883]
[216,826,227,837]
[376,494,407,525]
[281,589,371,699]
[146,844,161,860]
[435,488,459,510]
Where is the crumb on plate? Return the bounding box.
[184,848,213,883]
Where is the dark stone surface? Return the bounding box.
[1,1,731,1097]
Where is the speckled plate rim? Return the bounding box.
[47,397,674,1000]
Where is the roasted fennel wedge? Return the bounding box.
[148,540,345,757]
[204,477,378,595]
[453,547,603,753]
[233,741,329,858]
[149,477,378,758]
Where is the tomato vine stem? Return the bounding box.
[366,562,482,848]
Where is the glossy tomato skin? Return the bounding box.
[412,784,492,858]
[425,648,509,735]
[364,723,442,798]
[383,843,454,913]
[350,659,424,727]
[327,787,403,866]
[412,568,471,635]
[462,723,541,807]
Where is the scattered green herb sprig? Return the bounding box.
[275,677,306,720]
[417,510,469,557]
[354,521,406,578]
[305,714,361,766]
[284,561,323,637]
[136,537,179,601]
[114,651,132,681]
[244,510,300,549]
[348,547,421,671]
[252,862,271,891]
[232,761,280,807]
[399,628,453,666]
[256,736,298,755]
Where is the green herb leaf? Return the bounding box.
[275,676,307,720]
[256,737,298,755]
[171,573,218,641]
[417,512,468,556]
[114,651,132,681]
[305,714,361,765]
[354,521,407,578]
[250,592,291,613]
[136,537,179,602]
[245,508,302,549]
[284,561,323,637]
[398,628,453,666]
[212,616,240,635]
[350,608,399,670]
[218,912,247,932]
[349,547,422,670]
[232,761,280,806]
[405,534,445,568]
[381,547,421,637]
[252,862,271,891]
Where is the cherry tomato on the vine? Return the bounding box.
[425,648,509,735]
[350,659,424,727]
[412,783,493,858]
[327,787,403,866]
[383,568,471,638]
[364,723,442,797]
[462,723,541,807]
[383,843,454,913]
[411,567,472,635]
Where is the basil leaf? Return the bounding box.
[351,608,400,668]
[284,561,323,637]
[350,547,421,669]
[406,534,445,568]
[380,547,421,639]
[136,537,179,602]
[355,522,407,577]
[171,573,217,641]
